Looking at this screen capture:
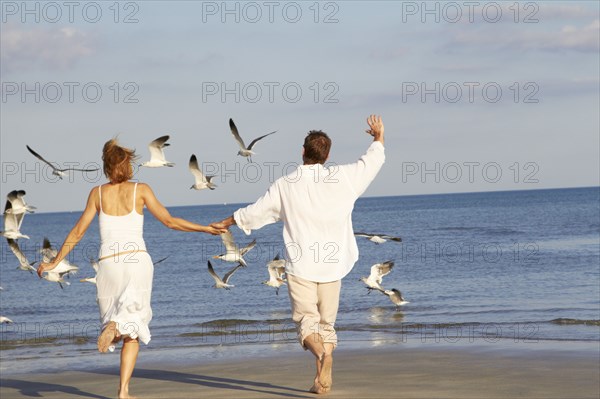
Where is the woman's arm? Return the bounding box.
[140,183,224,234]
[37,187,99,277]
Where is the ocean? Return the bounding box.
[1,187,599,374]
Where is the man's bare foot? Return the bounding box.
[318,353,333,390]
[98,321,118,353]
[309,379,328,394]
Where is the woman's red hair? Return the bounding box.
[102,138,137,183]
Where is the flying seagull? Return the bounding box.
[262,253,286,295]
[354,232,402,245]
[1,198,29,240]
[229,118,276,162]
[6,239,36,273]
[383,289,409,307]
[0,317,13,324]
[189,154,216,190]
[4,190,36,215]
[359,261,394,293]
[207,260,243,289]
[213,231,256,267]
[140,135,174,167]
[26,145,99,179]
[43,270,72,289]
[40,237,79,276]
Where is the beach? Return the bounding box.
[2,342,599,399]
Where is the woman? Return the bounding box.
[37,138,225,399]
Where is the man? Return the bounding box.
[212,115,385,394]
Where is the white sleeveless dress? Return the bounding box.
[96,182,154,351]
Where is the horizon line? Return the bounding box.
[27,185,600,215]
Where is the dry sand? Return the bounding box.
[1,345,599,398]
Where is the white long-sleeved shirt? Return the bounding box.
[234,141,385,282]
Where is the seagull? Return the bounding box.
[4,190,36,215]
[262,254,286,295]
[213,231,256,267]
[1,199,29,240]
[354,232,402,245]
[140,135,174,167]
[207,260,243,289]
[229,118,276,162]
[189,154,216,190]
[43,270,72,289]
[26,145,99,179]
[383,289,409,307]
[359,261,394,293]
[6,239,36,273]
[40,237,79,276]
[0,317,13,324]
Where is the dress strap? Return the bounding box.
[98,185,103,211]
[132,182,138,209]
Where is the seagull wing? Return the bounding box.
[246,131,277,151]
[189,155,207,183]
[240,239,257,256]
[267,260,286,280]
[380,235,402,242]
[376,261,395,278]
[207,260,223,284]
[58,167,101,172]
[267,263,280,281]
[148,136,169,162]
[354,232,373,238]
[3,207,18,231]
[90,258,99,273]
[3,198,12,214]
[223,264,243,284]
[14,211,25,231]
[153,256,169,265]
[6,190,19,206]
[221,231,237,253]
[7,238,29,267]
[41,237,57,262]
[229,118,247,150]
[26,145,57,170]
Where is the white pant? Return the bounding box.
[286,273,342,349]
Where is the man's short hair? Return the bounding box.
[303,130,331,164]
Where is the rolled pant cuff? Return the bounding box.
[298,323,338,350]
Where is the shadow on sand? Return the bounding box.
[1,367,313,398]
[1,378,111,399]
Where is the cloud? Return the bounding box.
[0,25,94,74]
[449,19,599,53]
[368,47,409,61]
[540,4,599,20]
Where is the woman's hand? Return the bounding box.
[37,262,57,278]
[204,225,228,235]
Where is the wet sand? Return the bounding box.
[1,345,599,398]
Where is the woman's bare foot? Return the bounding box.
[118,389,137,399]
[98,321,118,353]
[318,353,333,390]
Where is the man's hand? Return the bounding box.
[366,114,384,144]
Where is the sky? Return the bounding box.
[1,0,599,213]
